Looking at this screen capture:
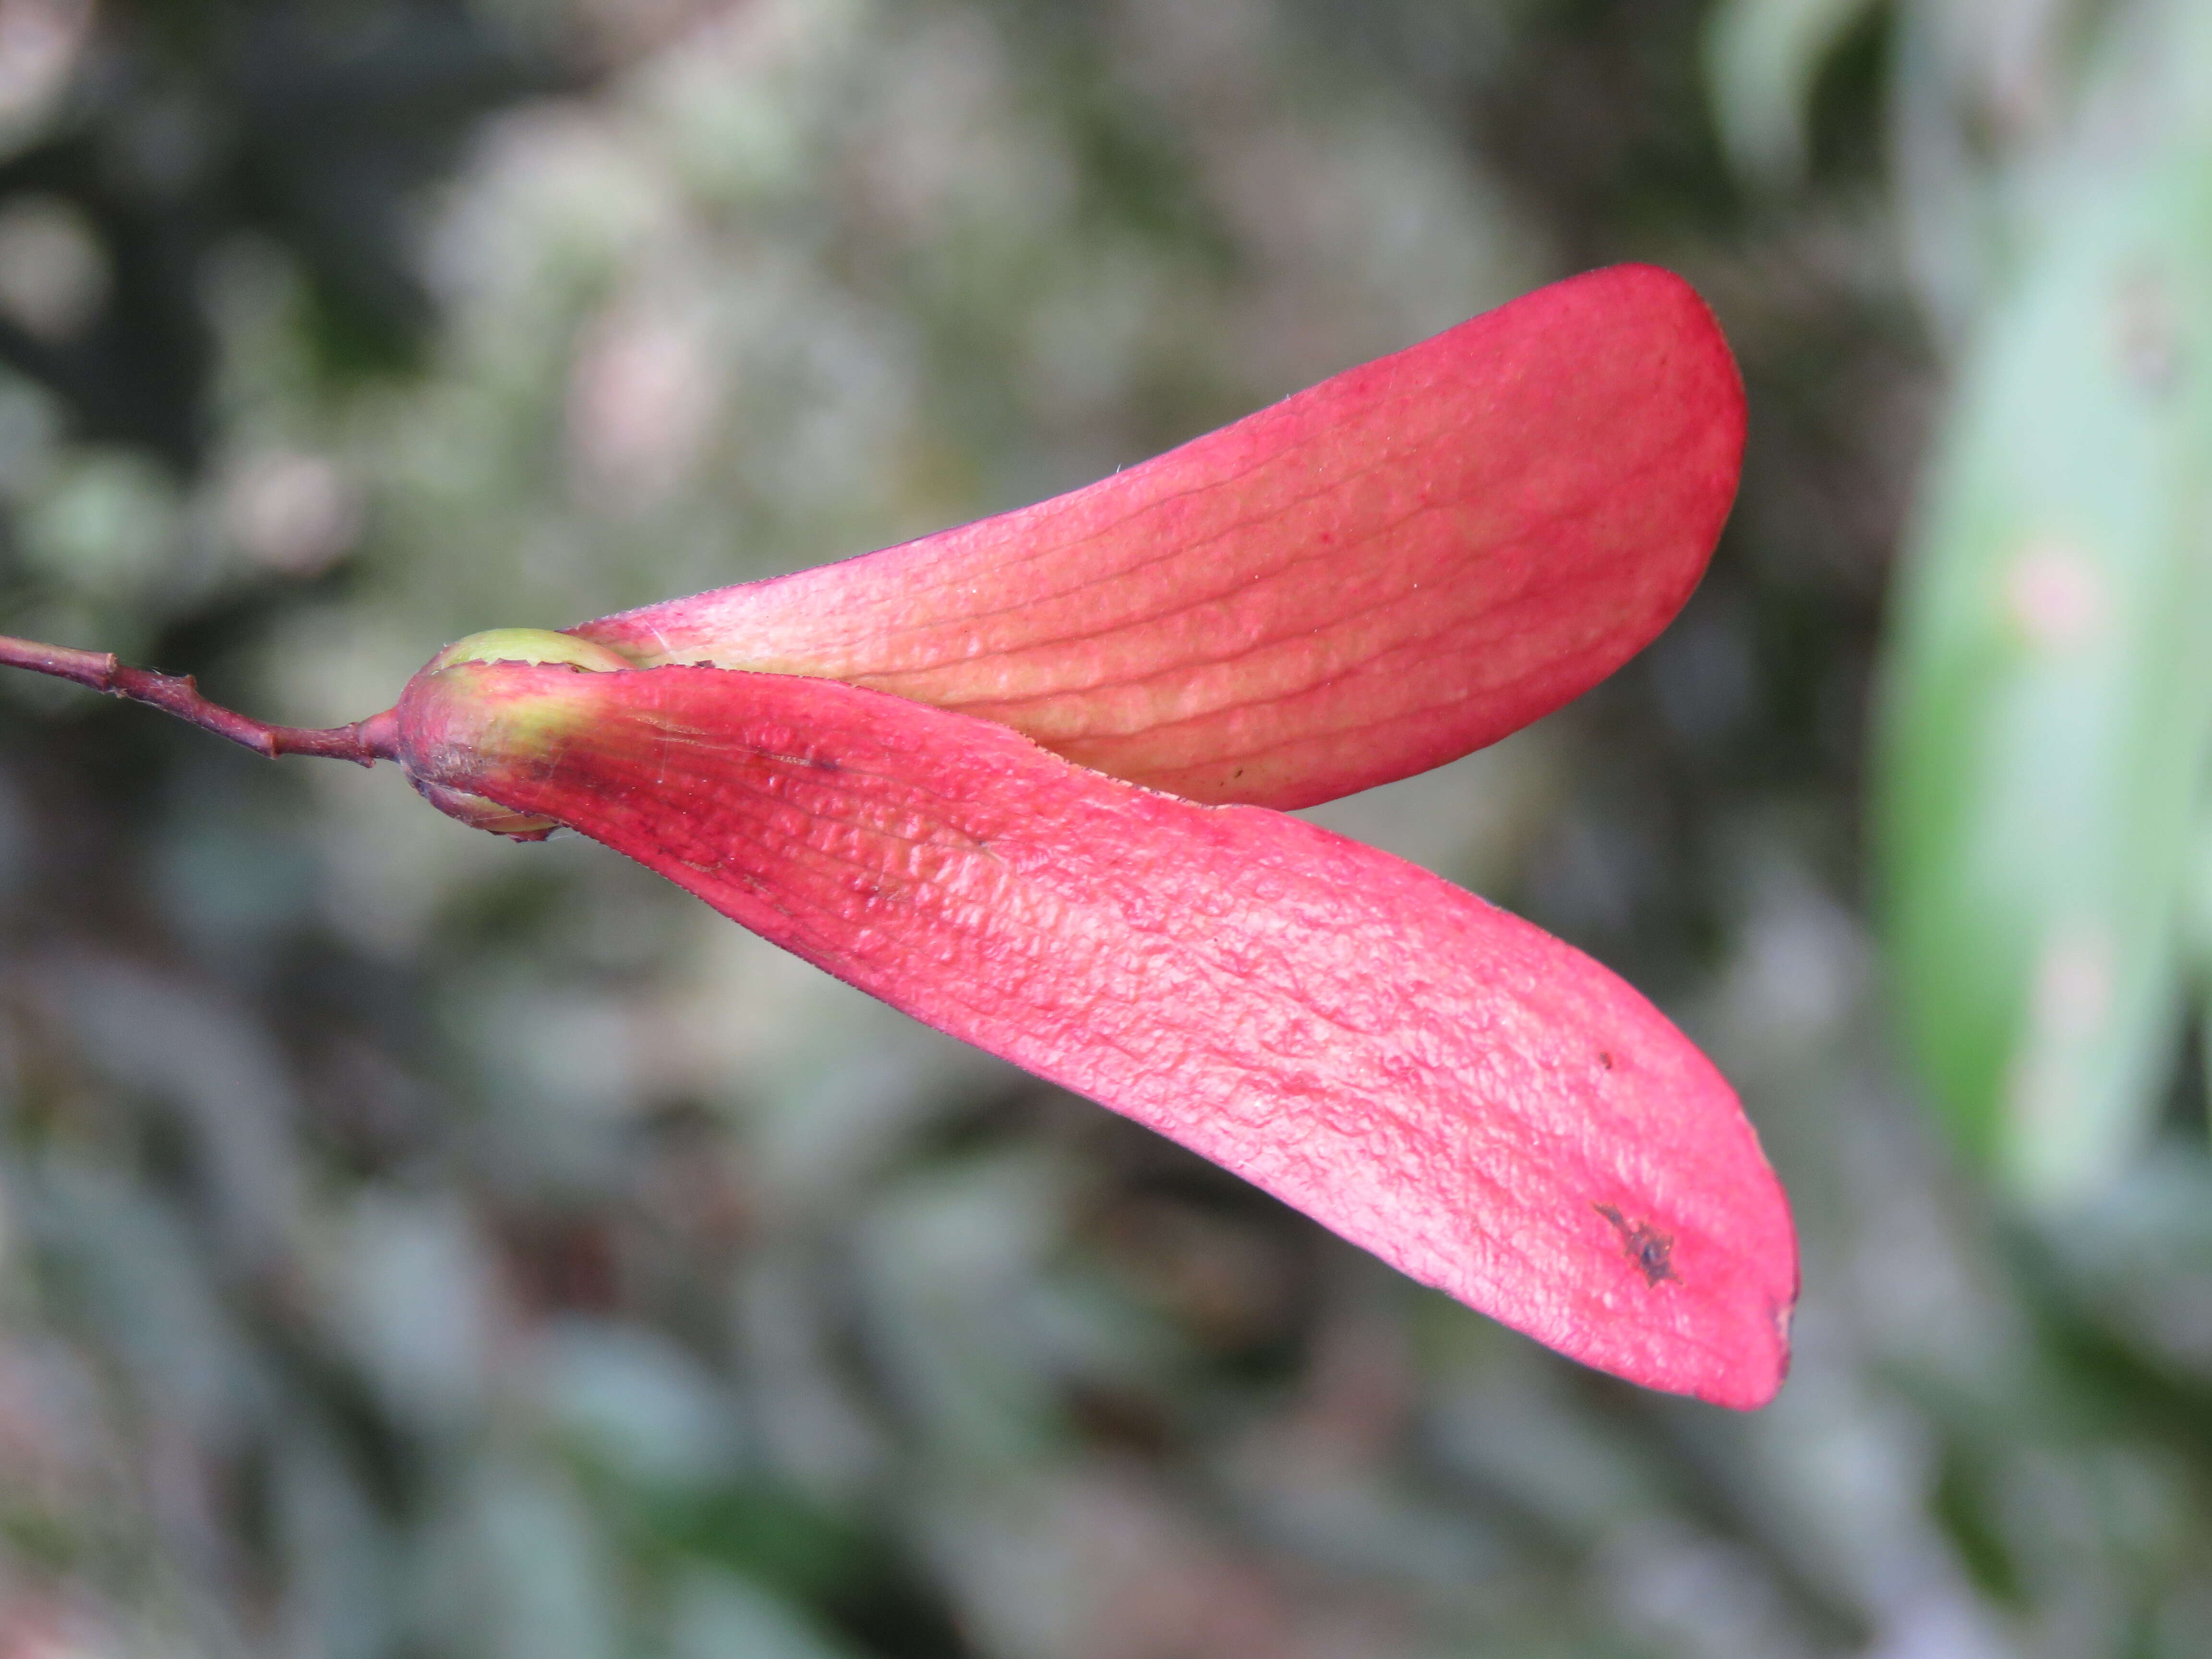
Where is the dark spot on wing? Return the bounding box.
[1597,1049,1614,1070]
[1595,1202,1677,1287]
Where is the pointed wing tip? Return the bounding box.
[1562,259,1746,413]
[1572,1165,1799,1412]
[1694,1288,1798,1411]
[1683,1185,1800,1411]
[1576,1273,1792,1410]
[1569,260,1727,328]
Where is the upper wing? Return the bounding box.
[572,265,1744,808]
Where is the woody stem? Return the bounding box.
[0,634,397,767]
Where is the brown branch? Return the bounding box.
[0,634,397,766]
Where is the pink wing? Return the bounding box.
[400,660,1796,1407]
[573,265,1744,808]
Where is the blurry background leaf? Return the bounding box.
[1876,0,2212,1203]
[1706,0,1881,184]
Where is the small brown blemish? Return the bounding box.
[1595,1202,1677,1287]
[1596,1050,1614,1070]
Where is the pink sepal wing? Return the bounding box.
[574,264,1745,809]
[398,661,1796,1407]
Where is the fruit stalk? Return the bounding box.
[0,633,396,766]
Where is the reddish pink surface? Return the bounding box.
[400,661,1797,1407]
[573,265,1744,809]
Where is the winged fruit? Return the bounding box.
[1,264,1797,1407]
[388,265,1795,1408]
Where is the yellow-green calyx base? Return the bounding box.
[428,628,636,675]
[405,629,633,839]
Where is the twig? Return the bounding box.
[0,634,397,766]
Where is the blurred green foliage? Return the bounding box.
[1,1,2211,1657]
[1872,0,2212,1208]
